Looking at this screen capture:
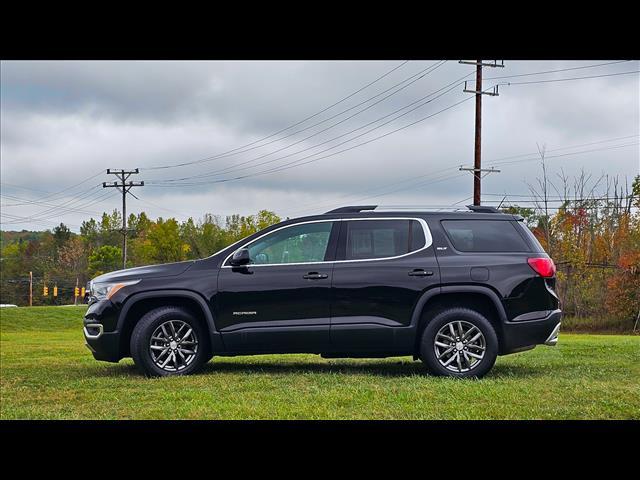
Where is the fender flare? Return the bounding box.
[410,284,508,328]
[117,290,218,334]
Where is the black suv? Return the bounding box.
[83,205,561,378]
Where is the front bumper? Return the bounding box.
[83,302,122,363]
[500,309,562,355]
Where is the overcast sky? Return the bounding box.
[1,60,638,232]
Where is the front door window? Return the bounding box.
[244,221,334,265]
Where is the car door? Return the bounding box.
[330,217,440,353]
[216,220,339,353]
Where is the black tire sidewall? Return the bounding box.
[420,308,498,378]
[130,307,209,377]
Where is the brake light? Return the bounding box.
[527,257,556,277]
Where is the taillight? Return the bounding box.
[527,257,556,277]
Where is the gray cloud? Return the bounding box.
[1,60,638,231]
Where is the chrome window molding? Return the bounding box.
[221,217,433,268]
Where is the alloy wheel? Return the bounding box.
[149,320,199,372]
[433,320,486,373]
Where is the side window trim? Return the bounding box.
[222,217,433,268]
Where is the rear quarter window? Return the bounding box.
[514,222,546,253]
[441,219,531,252]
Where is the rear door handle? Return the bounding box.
[303,272,329,280]
[408,269,434,277]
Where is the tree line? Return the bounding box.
[1,172,638,331]
[0,210,281,305]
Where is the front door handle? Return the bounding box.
[303,272,329,280]
[408,269,434,277]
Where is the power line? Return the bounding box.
[0,186,110,225]
[491,142,639,167]
[482,60,631,80]
[148,70,467,185]
[288,135,640,216]
[145,61,449,180]
[147,62,637,189]
[148,80,479,188]
[0,193,103,215]
[1,170,104,205]
[497,69,639,86]
[143,60,414,171]
[480,134,639,164]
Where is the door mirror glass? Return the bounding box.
[230,248,251,266]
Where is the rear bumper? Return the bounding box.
[500,309,562,355]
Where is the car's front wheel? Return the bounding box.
[130,306,209,377]
[419,308,498,378]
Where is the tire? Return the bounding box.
[130,306,210,377]
[419,308,498,378]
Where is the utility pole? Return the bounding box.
[103,169,144,270]
[460,60,504,205]
[29,271,33,307]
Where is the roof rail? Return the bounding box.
[466,205,500,213]
[324,205,377,214]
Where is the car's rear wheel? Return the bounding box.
[130,306,209,377]
[420,308,498,378]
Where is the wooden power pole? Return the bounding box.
[103,169,144,270]
[460,60,504,205]
[29,271,33,307]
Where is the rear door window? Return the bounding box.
[343,219,426,260]
[441,219,530,252]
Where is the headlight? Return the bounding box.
[90,280,140,300]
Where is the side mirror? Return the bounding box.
[230,248,251,266]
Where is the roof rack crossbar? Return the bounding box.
[466,205,500,213]
[324,205,377,214]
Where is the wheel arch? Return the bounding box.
[411,285,507,354]
[117,290,220,358]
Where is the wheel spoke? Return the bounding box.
[448,323,456,338]
[179,328,193,343]
[175,323,186,338]
[468,332,483,344]
[437,347,455,359]
[443,352,458,366]
[177,349,187,366]
[437,332,455,342]
[161,324,170,338]
[461,326,477,341]
[466,350,483,360]
[160,352,173,369]
[435,341,451,348]
[463,351,472,368]
[150,345,167,351]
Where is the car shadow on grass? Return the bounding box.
[198,359,553,379]
[87,358,554,380]
[201,360,426,377]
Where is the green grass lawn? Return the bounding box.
[1,306,638,419]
